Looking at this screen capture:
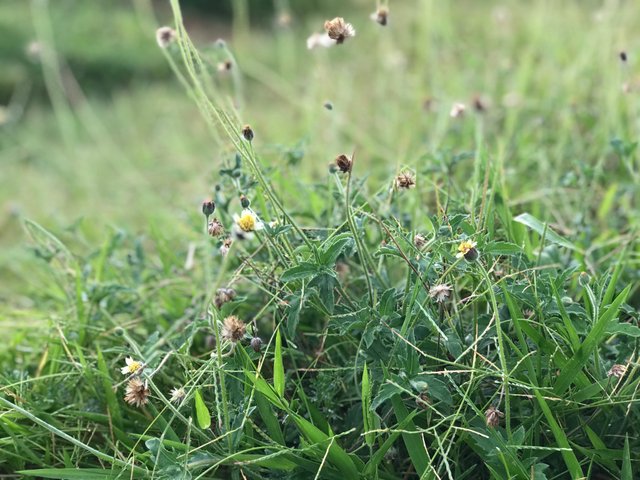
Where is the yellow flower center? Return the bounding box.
[458,241,474,255]
[237,213,256,232]
[128,361,142,373]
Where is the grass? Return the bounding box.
[1,0,640,478]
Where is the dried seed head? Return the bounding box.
[217,60,233,72]
[221,315,246,343]
[371,7,389,26]
[335,154,352,173]
[208,218,224,237]
[124,378,150,408]
[251,336,263,352]
[414,233,427,249]
[324,17,356,44]
[608,364,627,378]
[169,387,186,404]
[219,238,233,257]
[485,406,503,428]
[242,124,254,141]
[450,102,466,118]
[156,26,176,49]
[429,284,452,303]
[214,287,237,309]
[395,171,416,189]
[202,200,216,217]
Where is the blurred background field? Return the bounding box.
[1,0,639,355]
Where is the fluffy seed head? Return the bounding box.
[450,102,466,118]
[485,406,503,428]
[156,26,176,49]
[324,17,356,44]
[395,171,416,189]
[429,284,452,303]
[169,387,186,404]
[208,218,224,237]
[414,233,427,249]
[221,315,246,343]
[219,238,233,257]
[124,378,150,408]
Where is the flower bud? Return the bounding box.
[242,124,254,141]
[251,337,263,352]
[578,272,591,287]
[240,195,251,209]
[202,200,215,217]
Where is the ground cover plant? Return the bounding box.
[1,0,640,479]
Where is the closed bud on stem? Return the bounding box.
[202,200,215,217]
[242,124,254,141]
[251,336,263,352]
[240,195,251,209]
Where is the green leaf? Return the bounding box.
[281,262,320,282]
[361,365,374,447]
[513,213,577,250]
[274,329,285,397]
[391,395,429,477]
[194,390,211,430]
[622,435,632,480]
[320,233,352,266]
[18,469,123,479]
[554,286,630,395]
[483,241,522,255]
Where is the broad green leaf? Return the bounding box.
[483,241,522,255]
[194,390,211,430]
[391,395,429,477]
[281,262,320,282]
[513,213,576,250]
[605,321,640,337]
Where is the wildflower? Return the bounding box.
[450,102,466,118]
[395,171,416,189]
[202,200,215,218]
[335,154,352,173]
[217,60,233,72]
[219,238,233,257]
[608,364,627,378]
[306,32,335,49]
[156,26,176,49]
[414,233,427,249]
[221,315,246,343]
[124,378,150,408]
[241,124,254,141]
[208,218,224,237]
[251,337,263,352]
[169,387,186,404]
[121,357,143,375]
[485,406,503,428]
[456,240,478,261]
[371,7,389,26]
[214,287,237,309]
[429,284,452,303]
[324,17,356,44]
[233,209,264,234]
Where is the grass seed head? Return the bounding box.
[156,26,176,49]
[124,378,150,408]
[324,17,356,44]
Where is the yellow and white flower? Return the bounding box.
[233,209,264,238]
[456,240,478,261]
[121,357,143,375]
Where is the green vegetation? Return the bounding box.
[1,0,639,479]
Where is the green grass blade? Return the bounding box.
[274,329,285,398]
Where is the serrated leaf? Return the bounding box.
[281,262,320,282]
[605,321,640,337]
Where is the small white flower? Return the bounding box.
[121,357,143,375]
[450,102,466,118]
[456,240,477,259]
[307,32,335,50]
[232,209,264,239]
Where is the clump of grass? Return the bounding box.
[1,1,640,480]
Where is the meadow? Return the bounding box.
[1,0,639,478]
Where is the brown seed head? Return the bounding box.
[335,154,352,173]
[608,364,627,378]
[208,218,224,237]
[485,406,503,428]
[214,287,237,309]
[395,171,416,189]
[414,233,427,249]
[221,315,246,343]
[324,17,356,44]
[124,378,150,408]
[372,7,389,26]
